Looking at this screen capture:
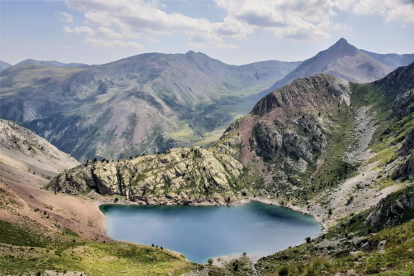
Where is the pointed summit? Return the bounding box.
[328,38,357,55]
[269,38,393,89]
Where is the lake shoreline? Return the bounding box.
[97,197,322,264]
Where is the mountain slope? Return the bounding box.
[0,119,79,179]
[15,59,86,68]
[214,62,414,205]
[0,52,299,161]
[361,49,414,67]
[269,38,394,91]
[0,60,12,70]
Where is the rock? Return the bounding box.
[48,146,249,205]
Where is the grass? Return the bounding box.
[255,219,414,276]
[0,220,194,276]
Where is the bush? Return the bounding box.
[305,237,311,243]
[279,266,289,276]
[208,258,213,265]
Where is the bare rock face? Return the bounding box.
[48,147,248,205]
[366,187,414,230]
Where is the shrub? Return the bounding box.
[208,258,213,265]
[279,266,289,276]
[305,237,311,243]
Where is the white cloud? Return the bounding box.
[96,27,122,39]
[332,23,352,31]
[188,33,238,49]
[84,37,143,49]
[334,0,414,23]
[214,0,335,40]
[63,0,247,48]
[62,0,410,46]
[59,12,73,23]
[64,26,95,36]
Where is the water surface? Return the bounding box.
[101,202,320,263]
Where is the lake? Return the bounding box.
[100,201,320,263]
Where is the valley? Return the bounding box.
[0,40,413,276]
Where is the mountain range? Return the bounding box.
[0,52,413,275]
[0,38,413,162]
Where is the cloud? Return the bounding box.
[84,37,143,49]
[214,0,335,40]
[63,0,248,48]
[334,0,414,23]
[59,12,73,23]
[64,26,95,36]
[188,33,238,49]
[96,27,122,39]
[62,0,406,46]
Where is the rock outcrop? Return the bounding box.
[48,147,250,205]
[366,187,414,230]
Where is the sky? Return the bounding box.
[1,0,413,66]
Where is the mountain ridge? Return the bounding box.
[0,52,300,161]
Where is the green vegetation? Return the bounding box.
[0,220,194,276]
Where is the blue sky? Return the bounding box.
[1,0,413,65]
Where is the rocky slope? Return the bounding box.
[215,62,414,205]
[214,74,354,199]
[0,52,299,161]
[0,119,107,243]
[47,146,258,205]
[0,119,78,179]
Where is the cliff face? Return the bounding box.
[213,74,353,198]
[47,146,254,205]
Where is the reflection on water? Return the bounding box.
[100,201,320,263]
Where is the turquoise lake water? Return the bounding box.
[100,202,320,263]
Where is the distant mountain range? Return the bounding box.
[0,51,299,161]
[268,38,409,93]
[0,38,413,161]
[0,60,12,70]
[15,59,87,68]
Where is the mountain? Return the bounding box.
[268,38,396,92]
[0,60,12,70]
[0,52,300,161]
[361,49,414,67]
[49,63,414,215]
[215,62,414,202]
[15,58,87,68]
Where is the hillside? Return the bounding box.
[0,120,199,275]
[216,62,413,195]
[0,119,79,179]
[0,52,300,161]
[0,60,11,70]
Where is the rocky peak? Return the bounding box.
[251,74,350,116]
